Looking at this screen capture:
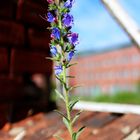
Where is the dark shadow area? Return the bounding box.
[0,0,56,128]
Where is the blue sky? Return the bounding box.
[71,0,140,52]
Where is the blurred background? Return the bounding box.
[0,0,140,130]
[0,0,57,128]
[69,0,140,104]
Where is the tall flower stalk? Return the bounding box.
[45,0,85,139]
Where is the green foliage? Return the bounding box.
[46,57,60,62]
[55,89,65,102]
[48,4,57,11]
[69,99,79,112]
[47,0,83,139]
[68,85,82,92]
[72,126,85,140]
[54,110,68,121]
[71,91,140,105]
[60,7,69,13]
[66,63,78,68]
[72,110,82,125]
[63,117,71,134]
[53,134,64,140]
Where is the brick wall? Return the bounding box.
[0,0,54,127]
[69,46,140,96]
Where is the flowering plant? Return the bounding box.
[44,0,85,139]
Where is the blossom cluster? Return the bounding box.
[46,0,79,77]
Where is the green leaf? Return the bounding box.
[55,89,65,102]
[55,73,67,88]
[51,22,57,27]
[55,76,65,85]
[65,43,71,52]
[69,99,79,112]
[53,134,64,140]
[45,57,57,61]
[66,63,77,68]
[68,85,82,92]
[72,110,82,125]
[66,76,75,79]
[72,132,77,140]
[61,8,69,13]
[45,56,60,62]
[54,110,68,121]
[62,117,71,134]
[75,126,86,140]
[48,4,57,10]
[72,115,80,126]
[72,126,86,140]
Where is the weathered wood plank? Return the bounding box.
[83,112,122,128]
[123,126,140,140]
[23,111,95,139]
[49,112,122,140]
[87,114,140,140]
[1,111,140,140]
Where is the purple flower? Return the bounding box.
[50,46,57,56]
[68,51,74,61]
[54,65,63,75]
[62,13,74,27]
[47,12,55,23]
[51,27,60,40]
[68,33,79,46]
[64,0,75,8]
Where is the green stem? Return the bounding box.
[57,5,73,139]
[63,65,73,139]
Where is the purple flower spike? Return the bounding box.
[62,13,74,27]
[47,12,55,23]
[54,65,63,75]
[68,33,79,46]
[64,0,75,9]
[68,51,74,61]
[50,46,57,56]
[51,27,60,40]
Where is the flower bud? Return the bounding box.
[55,0,59,5]
[47,0,54,4]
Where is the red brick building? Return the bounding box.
[69,44,140,96]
